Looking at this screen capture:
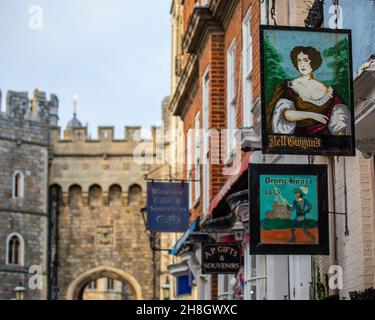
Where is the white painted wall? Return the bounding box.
[266,255,289,300]
[289,255,312,300]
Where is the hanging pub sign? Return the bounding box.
[146,182,189,233]
[202,244,241,274]
[248,164,329,255]
[260,25,355,156]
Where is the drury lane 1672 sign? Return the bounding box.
[147,182,189,233]
[249,164,329,255]
[260,25,355,156]
[202,244,241,274]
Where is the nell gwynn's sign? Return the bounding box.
[146,182,189,233]
[260,25,355,156]
[202,244,241,274]
[249,164,329,255]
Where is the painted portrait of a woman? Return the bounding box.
[267,46,352,136]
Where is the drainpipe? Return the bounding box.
[330,156,340,299]
[330,157,338,266]
[343,158,349,236]
[266,0,270,25]
[309,155,316,300]
[47,125,53,300]
[153,244,157,299]
[150,232,159,300]
[48,185,60,300]
[47,184,52,300]
[53,189,60,299]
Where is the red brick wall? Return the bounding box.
[224,1,242,129]
[180,0,261,222]
[183,86,201,223]
[223,0,261,133]
[251,1,262,103]
[220,0,261,198]
[207,33,227,203]
[183,0,196,33]
[182,0,196,65]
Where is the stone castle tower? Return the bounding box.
[0,89,58,300]
[49,118,159,300]
[0,89,159,300]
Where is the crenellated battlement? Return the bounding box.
[0,87,163,157]
[50,125,162,156]
[0,88,59,146]
[0,88,59,126]
[51,125,160,142]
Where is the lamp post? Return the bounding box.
[14,284,26,300]
[162,278,171,300]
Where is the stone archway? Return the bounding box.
[66,266,143,300]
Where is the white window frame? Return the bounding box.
[227,39,237,158]
[6,232,25,266]
[242,8,254,127]
[218,274,235,300]
[244,243,267,300]
[87,280,97,290]
[107,277,115,291]
[198,275,212,300]
[202,67,210,217]
[194,112,201,202]
[187,129,193,208]
[260,0,268,24]
[12,171,25,199]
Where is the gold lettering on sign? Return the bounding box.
[268,135,321,150]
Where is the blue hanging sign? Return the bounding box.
[147,182,189,232]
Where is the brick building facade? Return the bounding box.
[168,0,375,300]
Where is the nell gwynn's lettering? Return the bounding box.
[268,135,321,149]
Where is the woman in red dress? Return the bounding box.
[267,46,351,136]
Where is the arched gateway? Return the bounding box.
[66,266,143,300]
[49,125,157,300]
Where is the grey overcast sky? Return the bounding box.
[0,0,171,138]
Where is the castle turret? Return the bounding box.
[30,88,50,122]
[6,90,29,117]
[48,94,59,127]
[0,88,55,300]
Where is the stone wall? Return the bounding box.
[0,212,48,300]
[0,89,53,300]
[50,128,158,300]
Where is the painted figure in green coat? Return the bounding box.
[286,188,316,243]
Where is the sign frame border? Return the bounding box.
[146,181,190,233]
[260,24,356,157]
[249,163,330,255]
[201,243,242,275]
